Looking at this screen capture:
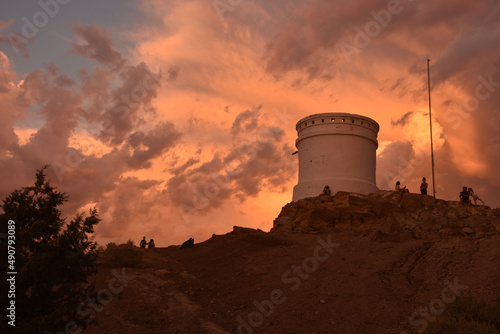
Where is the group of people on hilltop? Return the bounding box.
[319,178,430,196]
[397,178,486,205]
[140,236,155,248]
[395,178,486,206]
[459,186,486,206]
[395,177,428,194]
[318,178,486,206]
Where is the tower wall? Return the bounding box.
[292,113,379,201]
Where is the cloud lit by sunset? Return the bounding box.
[1,0,499,246]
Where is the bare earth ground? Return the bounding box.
[84,225,499,334]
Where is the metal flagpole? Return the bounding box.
[427,59,436,197]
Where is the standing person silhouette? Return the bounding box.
[420,177,428,195]
[140,236,147,248]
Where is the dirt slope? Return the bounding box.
[84,192,500,334]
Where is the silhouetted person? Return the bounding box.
[148,239,155,248]
[468,188,485,206]
[420,177,428,195]
[395,181,408,193]
[179,238,194,249]
[459,186,470,205]
[319,185,331,196]
[140,236,147,248]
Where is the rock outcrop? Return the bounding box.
[272,191,500,241]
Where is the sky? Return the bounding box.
[1,0,499,247]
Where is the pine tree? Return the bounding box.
[1,166,100,333]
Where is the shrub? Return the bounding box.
[100,241,143,268]
[0,167,100,333]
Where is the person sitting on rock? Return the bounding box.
[148,239,155,248]
[319,185,331,196]
[459,186,470,205]
[395,181,408,193]
[140,236,147,248]
[468,188,485,206]
[420,177,428,195]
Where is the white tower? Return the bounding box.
[292,113,380,201]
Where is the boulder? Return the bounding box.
[348,192,373,208]
[462,227,474,235]
[319,195,334,203]
[154,269,170,277]
[273,216,292,231]
[421,195,437,206]
[400,193,422,212]
[377,190,403,202]
[310,209,336,227]
[333,191,350,207]
[388,213,405,233]
[371,201,402,218]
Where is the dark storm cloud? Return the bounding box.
[72,24,125,69]
[20,65,81,141]
[0,50,23,163]
[0,20,12,43]
[165,65,180,81]
[264,0,494,79]
[430,24,500,206]
[125,122,182,169]
[98,62,163,145]
[0,61,85,204]
[187,153,224,176]
[95,177,162,237]
[77,66,112,122]
[0,26,183,234]
[0,48,16,94]
[391,111,414,127]
[166,106,296,216]
[379,77,410,99]
[231,105,261,136]
[264,0,386,77]
[168,158,201,176]
[0,20,30,57]
[432,27,500,85]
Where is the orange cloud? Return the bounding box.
[2,0,500,247]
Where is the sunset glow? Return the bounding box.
[1,0,499,246]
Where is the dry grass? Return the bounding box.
[425,293,500,334]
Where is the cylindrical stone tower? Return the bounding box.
[292,112,379,201]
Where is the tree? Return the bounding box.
[1,166,100,333]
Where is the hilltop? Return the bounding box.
[83,192,500,333]
[273,190,500,239]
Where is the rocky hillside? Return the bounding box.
[272,191,500,240]
[84,192,500,334]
